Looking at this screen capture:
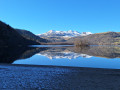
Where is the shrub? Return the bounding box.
[74,39,90,47]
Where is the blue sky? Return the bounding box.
[0,0,120,34]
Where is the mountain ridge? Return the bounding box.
[37,30,92,42]
[37,30,92,37]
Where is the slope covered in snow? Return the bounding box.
[37,30,92,37]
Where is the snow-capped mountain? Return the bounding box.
[37,30,92,37]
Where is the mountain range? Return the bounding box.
[1,20,120,46]
[38,30,92,37]
[38,30,120,45]
[37,30,92,42]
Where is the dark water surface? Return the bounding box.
[1,45,120,69]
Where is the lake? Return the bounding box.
[1,45,120,69]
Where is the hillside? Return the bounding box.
[16,29,48,43]
[0,21,39,46]
[68,32,120,45]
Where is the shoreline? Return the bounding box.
[0,64,120,89]
[2,63,120,70]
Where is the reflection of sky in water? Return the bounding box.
[13,53,120,69]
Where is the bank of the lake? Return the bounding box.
[0,64,120,89]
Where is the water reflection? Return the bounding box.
[36,46,120,59]
[37,46,92,59]
[73,46,120,58]
[0,47,48,63]
[1,46,120,64]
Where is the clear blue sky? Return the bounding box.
[0,0,120,34]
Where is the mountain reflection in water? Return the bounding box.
[36,47,92,59]
[0,46,120,64]
[37,46,120,59]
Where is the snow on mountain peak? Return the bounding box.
[37,30,92,37]
[47,30,55,33]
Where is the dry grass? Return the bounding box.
[74,39,90,47]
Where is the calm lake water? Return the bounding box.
[1,45,120,69]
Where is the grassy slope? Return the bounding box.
[68,32,120,45]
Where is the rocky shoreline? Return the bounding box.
[0,64,120,89]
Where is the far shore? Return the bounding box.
[41,42,74,45]
[1,44,120,48]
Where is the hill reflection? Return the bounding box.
[1,46,120,64]
[73,46,120,58]
[0,47,48,63]
[35,46,120,59]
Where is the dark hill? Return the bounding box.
[0,21,39,46]
[16,29,48,43]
